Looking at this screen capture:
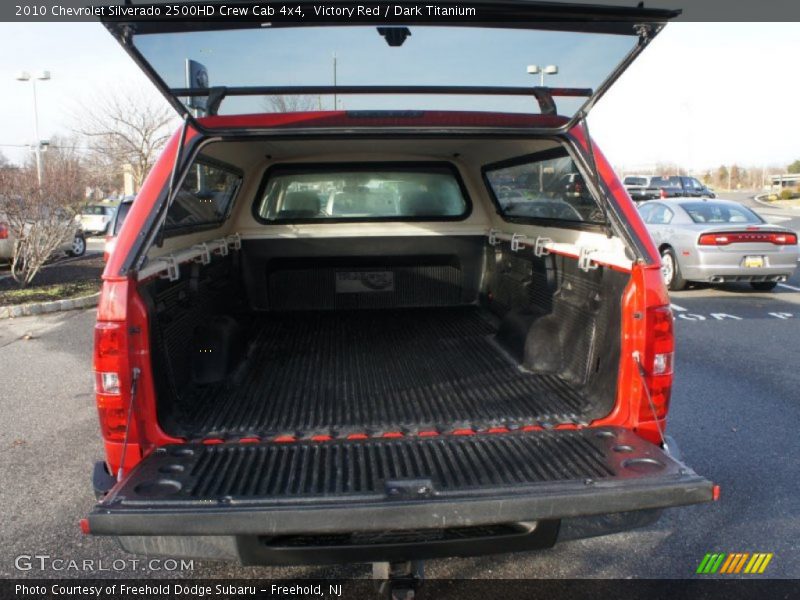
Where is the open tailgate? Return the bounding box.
[88,427,711,536]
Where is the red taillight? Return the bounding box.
[0,222,8,239]
[639,305,674,422]
[699,231,798,246]
[94,322,133,442]
[659,188,667,199]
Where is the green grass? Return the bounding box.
[0,280,100,306]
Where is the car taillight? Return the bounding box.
[659,188,667,199]
[699,231,798,246]
[94,321,134,442]
[0,222,8,239]
[639,305,674,423]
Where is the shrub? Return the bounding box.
[0,143,86,287]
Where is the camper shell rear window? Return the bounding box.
[253,163,471,223]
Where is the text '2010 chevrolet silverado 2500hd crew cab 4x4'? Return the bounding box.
[85,1,715,576]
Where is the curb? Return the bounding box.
[753,193,774,208]
[0,292,100,320]
[754,193,800,210]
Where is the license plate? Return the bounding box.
[743,256,764,268]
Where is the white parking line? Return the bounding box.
[778,283,800,292]
[670,303,688,312]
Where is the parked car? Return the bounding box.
[623,174,658,202]
[102,197,134,262]
[85,5,714,584]
[647,176,716,199]
[0,213,86,263]
[79,204,117,235]
[639,198,798,291]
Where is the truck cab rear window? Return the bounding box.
[164,158,242,233]
[254,165,468,223]
[484,149,605,224]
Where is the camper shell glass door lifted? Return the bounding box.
[88,1,714,572]
[104,1,676,123]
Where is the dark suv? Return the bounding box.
[649,176,716,199]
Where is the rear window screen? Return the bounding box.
[484,149,604,224]
[164,157,242,232]
[682,202,763,224]
[255,165,468,222]
[649,176,681,188]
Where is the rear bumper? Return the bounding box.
[113,511,663,565]
[0,238,13,260]
[681,248,798,282]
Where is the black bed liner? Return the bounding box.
[163,307,594,440]
[89,427,712,536]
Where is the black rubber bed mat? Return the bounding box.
[89,427,714,536]
[165,307,592,440]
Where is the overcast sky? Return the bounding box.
[0,21,798,172]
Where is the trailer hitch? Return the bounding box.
[373,560,425,600]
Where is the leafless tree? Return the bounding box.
[0,138,87,286]
[262,95,318,113]
[75,88,176,192]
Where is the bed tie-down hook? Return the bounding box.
[193,243,212,265]
[227,232,242,250]
[159,255,181,282]
[534,237,552,257]
[510,233,527,252]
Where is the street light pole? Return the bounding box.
[15,70,50,187]
[526,64,559,87]
[31,77,42,186]
[333,52,337,110]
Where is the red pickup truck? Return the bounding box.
[85,2,714,580]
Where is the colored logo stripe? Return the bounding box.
[744,553,773,574]
[720,553,749,573]
[697,553,726,574]
[719,553,737,574]
[698,553,773,574]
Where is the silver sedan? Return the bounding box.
[639,198,798,291]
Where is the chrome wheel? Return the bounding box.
[70,235,86,257]
[661,251,674,286]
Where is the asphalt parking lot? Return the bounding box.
[0,198,798,581]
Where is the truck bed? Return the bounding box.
[160,307,594,441]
